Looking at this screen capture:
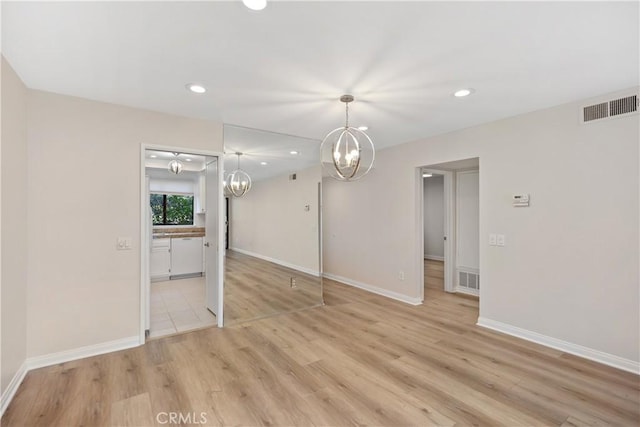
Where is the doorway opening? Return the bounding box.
[422,171,446,293]
[140,146,224,342]
[419,158,479,301]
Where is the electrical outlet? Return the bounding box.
[399,271,405,281]
[290,277,297,288]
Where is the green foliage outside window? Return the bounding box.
[151,193,194,225]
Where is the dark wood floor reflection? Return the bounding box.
[223,250,322,325]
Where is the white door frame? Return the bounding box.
[454,168,480,296]
[139,144,225,344]
[418,167,455,302]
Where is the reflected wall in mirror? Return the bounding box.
[223,124,323,326]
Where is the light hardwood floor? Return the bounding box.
[425,258,444,290]
[224,250,323,325]
[3,280,639,426]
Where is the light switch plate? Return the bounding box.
[489,234,497,245]
[117,237,132,250]
[497,234,506,246]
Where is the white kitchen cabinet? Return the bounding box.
[150,238,171,281]
[171,237,203,276]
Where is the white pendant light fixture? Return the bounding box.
[225,152,252,197]
[243,0,267,11]
[320,95,375,181]
[168,152,184,174]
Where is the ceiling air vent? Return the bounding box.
[583,102,608,122]
[609,95,637,117]
[582,94,638,124]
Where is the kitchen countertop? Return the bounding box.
[153,226,205,239]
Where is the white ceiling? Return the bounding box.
[145,150,209,178]
[3,1,638,151]
[145,131,317,182]
[223,124,319,181]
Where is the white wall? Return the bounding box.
[456,170,479,270]
[323,88,639,365]
[26,90,223,358]
[423,175,444,259]
[1,57,28,397]
[230,166,320,274]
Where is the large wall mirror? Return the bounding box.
[223,124,324,325]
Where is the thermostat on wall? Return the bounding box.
[513,194,530,207]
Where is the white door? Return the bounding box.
[204,158,222,322]
[144,176,151,331]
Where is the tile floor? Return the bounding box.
[150,276,216,338]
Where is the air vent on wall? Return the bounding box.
[609,95,637,117]
[582,94,638,123]
[458,271,480,290]
[583,102,608,122]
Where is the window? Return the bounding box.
[151,193,194,225]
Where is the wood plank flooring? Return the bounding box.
[224,250,323,325]
[3,280,639,426]
[425,259,444,290]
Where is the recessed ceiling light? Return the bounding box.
[454,88,474,97]
[186,83,206,94]
[150,155,157,158]
[290,151,299,155]
[243,0,267,11]
[260,161,268,166]
[185,158,192,162]
[423,173,433,178]
[357,126,369,131]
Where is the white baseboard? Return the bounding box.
[1,336,139,416]
[1,361,28,417]
[323,272,422,306]
[455,286,479,297]
[424,254,444,261]
[477,317,639,374]
[26,336,140,370]
[230,247,320,277]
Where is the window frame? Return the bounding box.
[150,192,195,226]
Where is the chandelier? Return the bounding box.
[168,152,184,174]
[320,94,374,181]
[225,152,252,197]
